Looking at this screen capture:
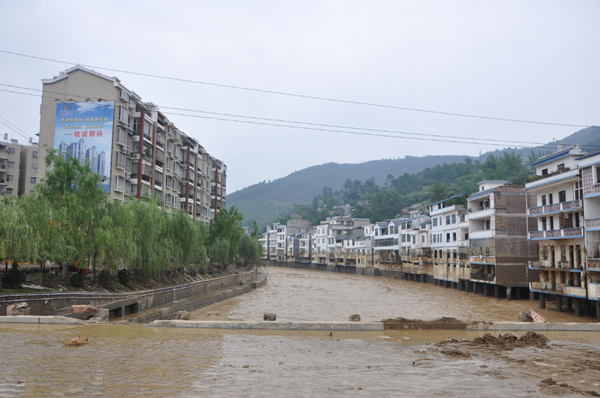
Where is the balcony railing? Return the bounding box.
[529,227,583,240]
[528,199,582,216]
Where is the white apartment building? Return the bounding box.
[429,195,466,287]
[527,145,588,310]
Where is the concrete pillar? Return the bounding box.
[574,298,581,317]
[515,288,522,300]
[566,297,572,312]
[507,287,512,301]
[583,299,590,315]
[421,274,426,283]
[539,294,545,309]
[465,281,470,292]
[596,302,600,322]
[445,280,450,288]
[529,290,535,300]
[494,285,500,298]
[483,284,489,297]
[556,296,563,312]
[434,279,438,286]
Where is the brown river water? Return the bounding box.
[1,266,599,397]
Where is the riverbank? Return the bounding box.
[0,267,266,321]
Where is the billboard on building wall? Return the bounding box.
[53,102,114,193]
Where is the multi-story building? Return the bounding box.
[467,180,537,299]
[579,149,600,319]
[429,195,466,288]
[527,145,588,312]
[38,66,225,222]
[0,139,22,196]
[0,138,40,197]
[400,215,432,282]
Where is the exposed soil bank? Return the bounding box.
[416,331,600,397]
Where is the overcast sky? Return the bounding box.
[0,1,598,192]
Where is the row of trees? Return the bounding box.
[283,151,545,225]
[0,150,262,286]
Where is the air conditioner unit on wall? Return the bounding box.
[124,172,131,179]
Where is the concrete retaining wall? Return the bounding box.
[130,276,267,323]
[0,315,84,325]
[0,268,259,317]
[149,320,384,331]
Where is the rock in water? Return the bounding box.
[518,312,533,322]
[264,313,276,321]
[176,311,190,320]
[63,337,88,347]
[349,314,361,322]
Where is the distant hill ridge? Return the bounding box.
[228,127,600,225]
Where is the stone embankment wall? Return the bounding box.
[0,268,261,317]
[133,276,267,323]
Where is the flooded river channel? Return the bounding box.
[192,266,595,323]
[1,266,599,397]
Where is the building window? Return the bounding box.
[32,151,38,158]
[30,177,37,185]
[557,163,565,171]
[7,147,15,155]
[542,168,548,176]
[120,89,129,101]
[446,215,450,225]
[119,106,129,123]
[453,232,457,242]
[452,214,456,224]
[433,218,438,227]
[541,195,546,206]
[446,233,450,243]
[558,190,566,203]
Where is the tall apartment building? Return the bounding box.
[527,145,588,310]
[467,181,537,299]
[0,138,40,197]
[38,66,225,222]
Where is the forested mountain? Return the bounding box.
[229,127,599,227]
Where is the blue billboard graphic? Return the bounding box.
[54,102,114,193]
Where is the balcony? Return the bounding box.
[563,286,587,298]
[589,283,600,300]
[528,199,582,216]
[468,229,494,239]
[470,255,495,265]
[528,228,583,240]
[530,281,556,292]
[586,218,600,230]
[468,208,495,220]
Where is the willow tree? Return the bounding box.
[209,238,230,268]
[239,234,261,266]
[209,206,244,264]
[0,196,28,271]
[19,193,67,273]
[129,199,172,279]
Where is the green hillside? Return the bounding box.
[229,127,600,226]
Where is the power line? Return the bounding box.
[0,115,34,139]
[0,83,550,146]
[0,49,593,129]
[1,86,598,153]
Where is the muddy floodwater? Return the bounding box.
[1,267,599,397]
[191,266,596,323]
